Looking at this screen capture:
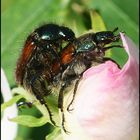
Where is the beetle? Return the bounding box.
[16,23,75,84]
[57,27,122,132]
[15,23,75,126]
[15,24,122,133]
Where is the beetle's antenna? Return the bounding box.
[113,27,119,33]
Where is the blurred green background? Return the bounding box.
[1,0,139,139]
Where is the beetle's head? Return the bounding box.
[93,27,120,45]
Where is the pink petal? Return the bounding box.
[74,33,139,140]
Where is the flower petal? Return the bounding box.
[64,34,139,140]
[1,68,18,140]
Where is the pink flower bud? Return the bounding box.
[64,33,139,140]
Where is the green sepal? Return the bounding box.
[1,94,24,112]
[90,10,106,32]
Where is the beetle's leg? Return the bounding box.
[58,82,70,134]
[102,45,123,52]
[30,76,56,126]
[46,43,65,72]
[67,76,82,112]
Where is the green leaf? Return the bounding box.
[9,115,49,127]
[1,94,23,112]
[112,0,139,25]
[46,128,62,140]
[90,10,106,32]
